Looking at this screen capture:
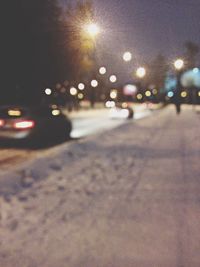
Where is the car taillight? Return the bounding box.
[0,119,4,127]
[14,120,35,129]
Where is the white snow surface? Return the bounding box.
[0,105,200,267]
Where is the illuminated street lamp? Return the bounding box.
[145,90,152,97]
[181,91,187,98]
[78,83,85,90]
[109,75,117,83]
[78,93,84,100]
[174,58,184,70]
[136,93,143,100]
[123,51,132,62]
[110,89,118,99]
[99,66,107,75]
[85,23,100,37]
[45,88,52,95]
[136,67,146,78]
[70,87,78,96]
[91,79,98,88]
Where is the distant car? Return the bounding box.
[0,105,72,144]
[109,103,134,119]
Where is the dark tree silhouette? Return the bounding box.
[0,0,72,104]
[184,41,199,69]
[146,54,168,91]
[64,0,96,81]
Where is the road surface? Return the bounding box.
[0,104,200,267]
[0,105,152,170]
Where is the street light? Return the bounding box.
[136,67,146,78]
[45,88,52,95]
[70,87,78,96]
[99,66,107,75]
[181,91,187,98]
[91,79,98,88]
[174,58,184,70]
[123,51,132,62]
[78,83,85,90]
[78,93,84,100]
[110,89,118,99]
[136,93,143,100]
[109,75,117,83]
[145,90,152,97]
[85,23,100,37]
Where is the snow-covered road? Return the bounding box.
[69,105,152,138]
[0,105,200,267]
[0,104,152,170]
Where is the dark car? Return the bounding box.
[0,104,72,145]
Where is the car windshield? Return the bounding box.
[1,1,200,267]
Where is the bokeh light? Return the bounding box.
[123,51,132,62]
[99,67,107,75]
[91,80,98,87]
[70,87,78,96]
[109,75,117,83]
[136,67,146,78]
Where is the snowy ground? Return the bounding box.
[0,104,200,267]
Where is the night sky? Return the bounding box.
[62,0,200,79]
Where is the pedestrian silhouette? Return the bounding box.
[175,102,181,114]
[174,90,181,115]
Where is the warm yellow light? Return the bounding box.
[181,91,187,98]
[51,104,58,109]
[110,90,117,99]
[85,23,100,37]
[122,102,128,108]
[45,88,52,95]
[52,109,60,116]
[145,90,151,97]
[105,101,115,108]
[91,80,98,87]
[109,75,117,83]
[152,89,158,95]
[198,91,200,97]
[136,67,146,78]
[8,110,21,116]
[99,67,107,75]
[70,87,78,96]
[137,93,143,100]
[123,51,132,62]
[78,83,85,90]
[78,93,84,99]
[174,59,184,70]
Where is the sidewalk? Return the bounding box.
[0,104,200,267]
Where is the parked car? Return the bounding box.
[0,104,72,144]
